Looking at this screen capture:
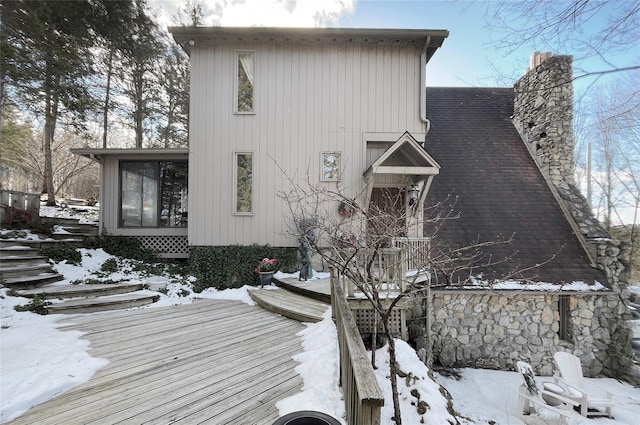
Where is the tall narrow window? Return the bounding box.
[236,52,254,113]
[558,295,571,341]
[235,152,253,214]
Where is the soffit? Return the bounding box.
[170,26,449,58]
[71,148,189,162]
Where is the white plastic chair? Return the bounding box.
[516,361,573,424]
[553,352,613,418]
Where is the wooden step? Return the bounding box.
[0,263,54,279]
[274,277,332,304]
[17,283,145,300]
[0,255,48,266]
[46,293,161,314]
[248,288,330,323]
[3,272,65,289]
[42,217,95,227]
[55,224,98,235]
[49,232,94,241]
[0,238,82,249]
[0,246,40,257]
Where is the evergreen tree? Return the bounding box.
[0,0,138,204]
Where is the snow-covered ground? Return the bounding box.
[1,207,639,424]
[2,267,640,424]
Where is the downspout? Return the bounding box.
[420,37,432,358]
[420,36,431,135]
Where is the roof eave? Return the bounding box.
[71,148,189,162]
[170,26,449,57]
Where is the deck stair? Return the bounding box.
[47,218,99,242]
[44,292,161,314]
[248,277,332,323]
[16,282,159,314]
[1,219,159,313]
[0,246,64,289]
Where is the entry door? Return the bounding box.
[368,187,406,240]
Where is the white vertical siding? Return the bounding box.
[188,39,426,247]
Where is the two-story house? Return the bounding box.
[71,27,635,381]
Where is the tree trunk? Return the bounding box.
[385,319,402,425]
[102,47,114,148]
[134,68,143,148]
[43,73,59,206]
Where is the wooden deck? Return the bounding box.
[7,299,306,425]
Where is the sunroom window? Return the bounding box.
[120,161,188,227]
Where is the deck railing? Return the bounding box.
[0,190,40,225]
[391,237,430,272]
[342,248,407,298]
[330,268,384,425]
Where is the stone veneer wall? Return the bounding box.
[423,289,636,383]
[414,54,638,384]
[317,54,638,382]
[513,55,576,187]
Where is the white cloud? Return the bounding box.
[151,0,356,28]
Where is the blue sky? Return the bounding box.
[336,1,522,87]
[155,0,639,93]
[153,0,639,224]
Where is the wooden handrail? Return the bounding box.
[330,268,384,425]
[0,190,40,225]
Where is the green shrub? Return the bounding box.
[71,278,122,285]
[27,219,55,236]
[41,243,82,265]
[189,245,298,292]
[88,236,156,262]
[100,258,118,273]
[14,295,50,315]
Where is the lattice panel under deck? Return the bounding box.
[353,308,406,339]
[134,235,190,255]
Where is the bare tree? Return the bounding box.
[2,111,97,198]
[277,173,531,424]
[488,1,639,72]
[576,73,640,282]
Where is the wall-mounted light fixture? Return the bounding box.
[408,184,420,206]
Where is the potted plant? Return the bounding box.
[255,257,279,287]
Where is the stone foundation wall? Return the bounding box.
[419,290,636,382]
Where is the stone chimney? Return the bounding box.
[527,51,553,72]
[512,52,610,240]
[513,52,575,189]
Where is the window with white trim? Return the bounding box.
[235,51,255,113]
[120,161,188,227]
[234,152,253,214]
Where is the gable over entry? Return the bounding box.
[364,131,440,213]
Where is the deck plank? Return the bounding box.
[7,299,306,425]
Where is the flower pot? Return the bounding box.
[259,272,274,287]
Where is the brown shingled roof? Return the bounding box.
[424,87,606,286]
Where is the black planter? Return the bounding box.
[272,410,342,425]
